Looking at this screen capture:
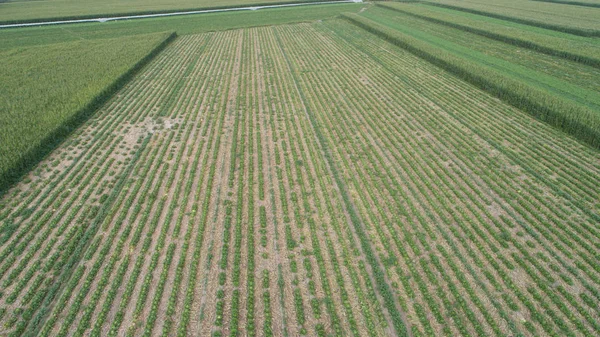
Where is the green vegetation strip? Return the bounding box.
[362,7,600,108]
[377,3,600,68]
[0,32,176,195]
[530,0,600,8]
[424,2,600,37]
[0,3,364,51]
[0,0,339,25]
[272,27,411,337]
[342,13,600,149]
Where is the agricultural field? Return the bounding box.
[0,2,365,193]
[0,0,332,23]
[360,6,600,107]
[0,1,599,337]
[427,0,600,35]
[375,2,600,67]
[0,3,363,50]
[0,32,174,191]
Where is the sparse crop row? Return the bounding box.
[269,25,394,337]
[324,25,572,332]
[330,20,600,288]
[0,36,200,312]
[0,32,223,336]
[50,39,211,331]
[275,23,417,337]
[166,31,239,337]
[170,30,242,337]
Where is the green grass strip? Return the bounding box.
[530,0,600,9]
[361,8,600,109]
[0,0,345,25]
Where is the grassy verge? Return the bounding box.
[342,13,600,149]
[0,32,176,194]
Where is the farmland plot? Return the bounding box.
[426,0,600,35]
[0,32,174,192]
[279,20,600,336]
[0,0,330,23]
[0,28,391,337]
[0,20,599,337]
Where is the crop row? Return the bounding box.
[36,35,210,337]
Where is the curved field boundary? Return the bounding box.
[0,32,177,196]
[424,2,600,37]
[341,13,600,149]
[376,3,600,68]
[0,0,361,28]
[530,0,600,8]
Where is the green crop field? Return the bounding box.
[0,3,364,191]
[427,0,600,35]
[0,32,175,192]
[0,3,364,50]
[0,0,333,23]
[0,1,599,336]
[376,2,600,67]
